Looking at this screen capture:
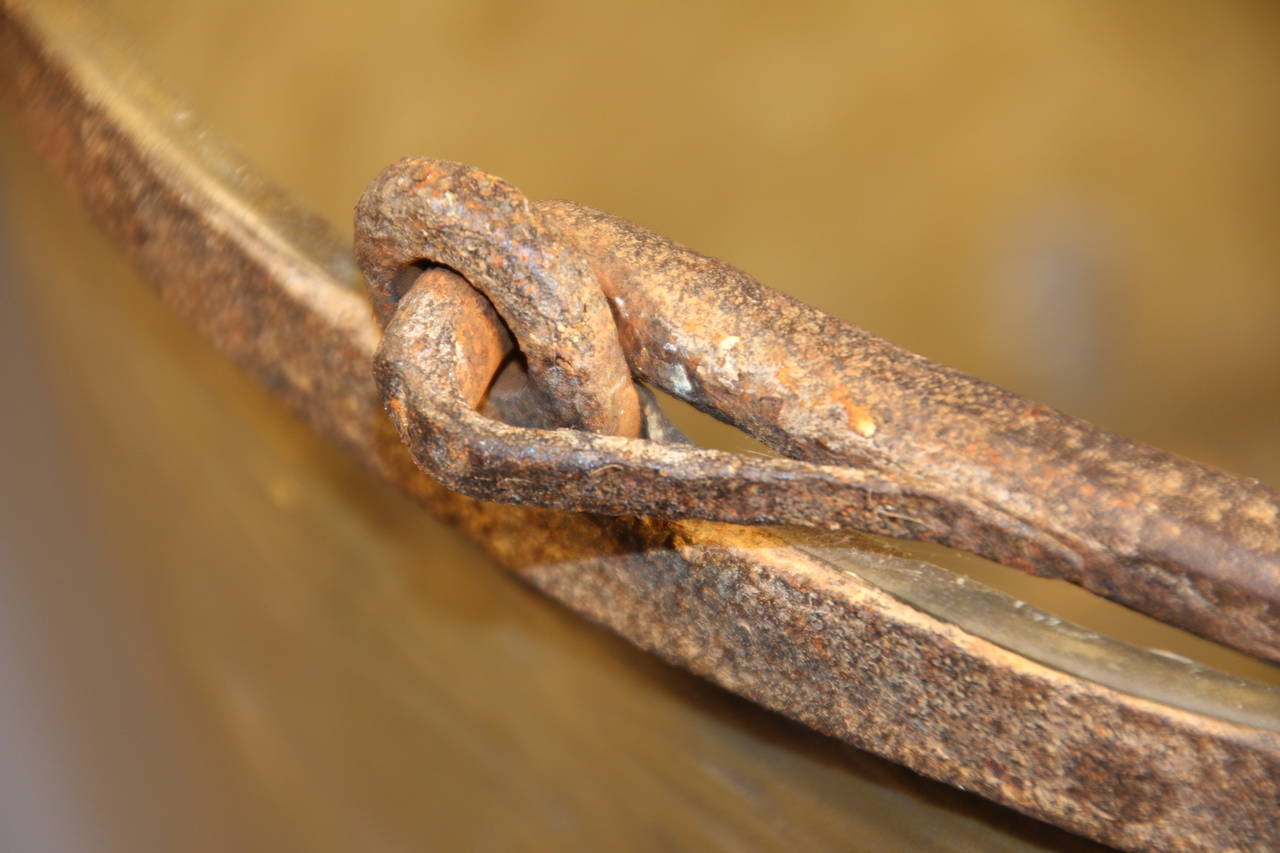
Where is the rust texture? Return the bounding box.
[3,3,1279,850]
[356,160,640,437]
[357,156,1280,663]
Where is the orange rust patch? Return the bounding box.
[842,400,877,438]
[829,387,877,438]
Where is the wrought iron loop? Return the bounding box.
[355,156,1280,663]
[357,160,641,437]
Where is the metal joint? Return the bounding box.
[355,156,1280,663]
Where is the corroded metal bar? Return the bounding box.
[3,3,1278,850]
[359,157,1280,662]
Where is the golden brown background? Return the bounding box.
[2,1,1278,850]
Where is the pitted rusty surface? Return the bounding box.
[5,4,1280,849]
[516,517,1280,851]
[354,159,640,436]
[358,157,1280,662]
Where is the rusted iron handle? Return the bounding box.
[356,156,1280,662]
[376,269,1081,564]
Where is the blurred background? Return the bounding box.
[2,1,1278,850]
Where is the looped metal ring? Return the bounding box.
[355,158,640,436]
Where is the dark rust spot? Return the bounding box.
[1065,741,1173,824]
